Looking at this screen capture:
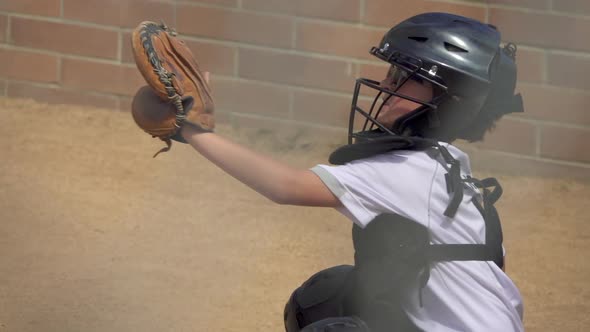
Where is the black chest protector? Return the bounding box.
[330,133,505,305]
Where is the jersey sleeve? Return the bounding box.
[311,151,438,228]
[311,164,380,228]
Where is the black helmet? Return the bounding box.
[348,12,523,144]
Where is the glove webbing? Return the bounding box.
[138,22,187,157]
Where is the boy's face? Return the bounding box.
[376,66,434,128]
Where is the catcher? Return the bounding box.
[131,13,524,332]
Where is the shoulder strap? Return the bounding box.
[424,146,505,269]
[427,177,505,269]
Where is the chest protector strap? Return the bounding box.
[428,145,504,268]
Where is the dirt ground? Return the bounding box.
[0,97,588,332]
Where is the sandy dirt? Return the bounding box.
[0,97,588,332]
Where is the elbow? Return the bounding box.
[267,173,299,205]
[267,186,293,205]
[270,195,289,205]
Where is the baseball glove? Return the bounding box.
[131,21,215,157]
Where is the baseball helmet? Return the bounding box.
[348,12,523,144]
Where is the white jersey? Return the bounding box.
[311,144,524,332]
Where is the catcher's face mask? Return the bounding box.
[347,51,448,144]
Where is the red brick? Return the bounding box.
[61,59,145,96]
[117,0,175,29]
[517,83,590,126]
[293,90,351,127]
[473,118,536,155]
[0,49,58,83]
[11,18,119,60]
[553,0,590,15]
[63,0,118,26]
[0,16,7,43]
[358,62,389,81]
[459,144,590,180]
[516,48,544,83]
[176,4,293,48]
[364,0,486,27]
[0,0,60,17]
[7,82,119,110]
[547,53,590,91]
[485,0,550,10]
[121,32,134,63]
[63,0,175,28]
[540,126,590,163]
[238,48,356,93]
[182,0,238,7]
[243,0,361,22]
[209,77,290,116]
[296,21,385,60]
[182,40,236,76]
[490,8,590,53]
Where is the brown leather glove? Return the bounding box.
[131,21,214,156]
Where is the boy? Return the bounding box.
[137,12,525,332]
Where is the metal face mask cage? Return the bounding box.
[347,48,448,145]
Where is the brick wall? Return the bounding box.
[0,0,589,178]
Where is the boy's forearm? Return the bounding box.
[180,125,300,204]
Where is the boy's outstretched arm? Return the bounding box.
[181,125,341,208]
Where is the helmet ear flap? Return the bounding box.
[455,45,522,141]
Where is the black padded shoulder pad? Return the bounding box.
[329,134,435,165]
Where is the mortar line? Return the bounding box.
[0,43,133,66]
[56,56,63,85]
[172,0,178,27]
[428,0,487,9]
[473,148,590,169]
[541,51,548,83]
[117,31,123,64]
[486,3,590,19]
[6,15,11,43]
[3,79,126,99]
[233,47,239,77]
[172,2,381,27]
[287,88,294,119]
[503,114,590,131]
[535,125,542,156]
[546,49,590,59]
[359,0,365,23]
[291,17,298,49]
[0,11,120,31]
